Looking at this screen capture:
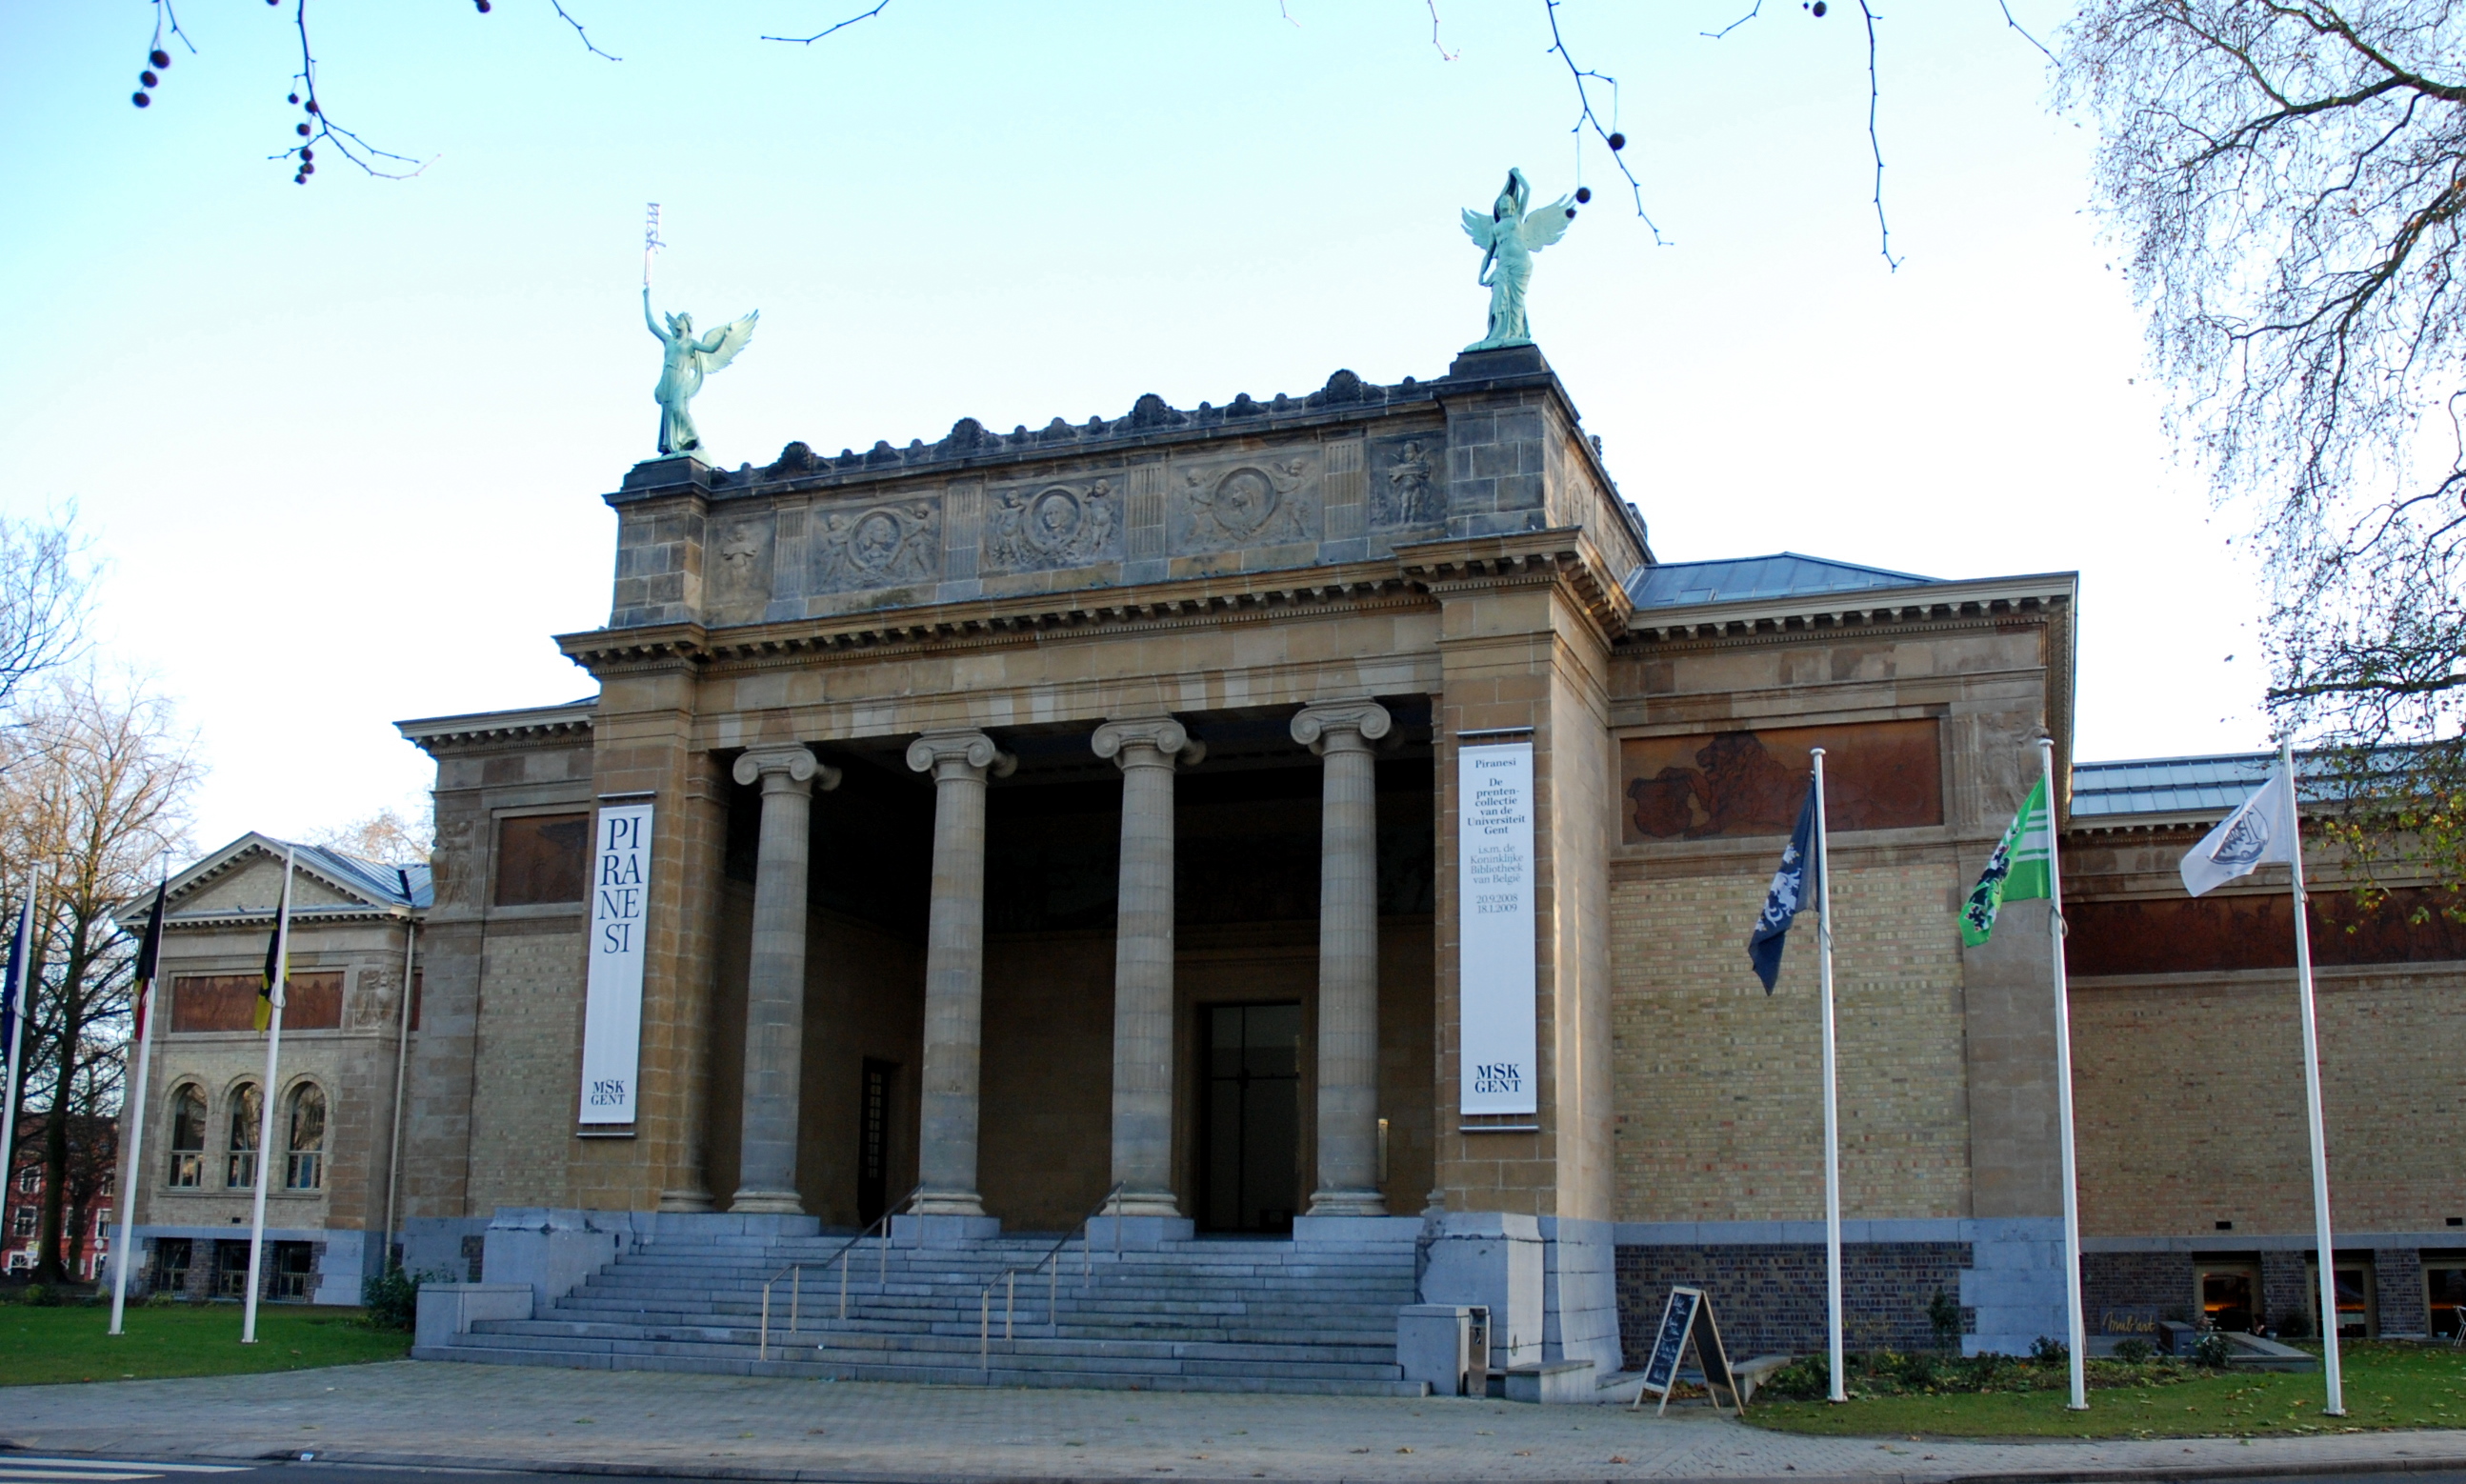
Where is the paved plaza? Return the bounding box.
[6,1362,2466,1482]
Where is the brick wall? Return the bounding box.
[464,917,588,1213]
[1615,1241,1971,1361]
[1611,860,1970,1223]
[2072,970,2466,1235]
[2082,1251,2193,1319]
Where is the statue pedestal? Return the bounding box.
[1448,345,1552,379]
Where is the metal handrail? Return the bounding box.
[756,1185,921,1362]
[978,1182,1126,1374]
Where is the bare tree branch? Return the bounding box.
[271,1,431,185]
[1858,0,1900,271]
[1703,2,1764,42]
[1539,0,1668,243]
[763,2,894,46]
[550,2,621,62]
[1426,0,1459,60]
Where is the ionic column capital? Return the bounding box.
[906,730,1017,782]
[1290,699,1393,757]
[732,746,841,794]
[1092,716,1205,771]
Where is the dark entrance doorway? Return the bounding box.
[857,1058,895,1228]
[1200,1002,1300,1233]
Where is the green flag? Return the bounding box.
[1960,777,2052,946]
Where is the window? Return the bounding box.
[212,1239,251,1297]
[10,1207,32,1238]
[284,1084,326,1191]
[2310,1258,2378,1339]
[226,1083,261,1190]
[151,1236,192,1292]
[13,1166,35,1193]
[494,813,590,906]
[99,1170,113,1197]
[271,1240,315,1300]
[93,1208,110,1234]
[2197,1263,2262,1334]
[2429,1260,2466,1340]
[168,1085,206,1188]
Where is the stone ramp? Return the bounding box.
[415,1229,1429,1395]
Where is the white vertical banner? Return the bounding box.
[579,800,654,1126]
[1458,739,1538,1116]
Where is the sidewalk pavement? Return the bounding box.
[5,1361,2465,1483]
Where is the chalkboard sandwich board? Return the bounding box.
[1634,1285,1744,1414]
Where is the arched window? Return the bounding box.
[225,1082,261,1190]
[284,1084,326,1191]
[168,1085,206,1188]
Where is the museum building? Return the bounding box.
[115,345,2466,1390]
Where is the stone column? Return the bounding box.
[729,745,839,1213]
[1292,699,1392,1216]
[905,730,1015,1217]
[1092,716,1204,1217]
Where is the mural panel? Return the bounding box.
[1620,718,1942,843]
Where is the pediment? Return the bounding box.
[162,834,396,918]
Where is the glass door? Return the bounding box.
[1200,1003,1300,1233]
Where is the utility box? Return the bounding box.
[1397,1304,1484,1395]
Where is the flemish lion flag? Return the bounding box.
[131,877,166,1040]
[254,869,291,1033]
[1960,776,2052,946]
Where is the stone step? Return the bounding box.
[468,1322,1403,1378]
[413,1341,1428,1396]
[484,1317,1401,1365]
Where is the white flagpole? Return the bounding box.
[0,878,37,1251]
[2038,739,2089,1411]
[108,917,160,1336]
[2281,739,2344,1415]
[241,848,295,1346]
[1811,747,1845,1403]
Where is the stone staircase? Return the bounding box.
[413,1227,1430,1395]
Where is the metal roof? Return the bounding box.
[1626,551,1941,609]
[286,842,433,910]
[2069,751,2339,820]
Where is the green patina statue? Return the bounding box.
[644,287,758,459]
[1460,168,1575,352]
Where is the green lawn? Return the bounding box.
[0,1304,410,1386]
[1746,1343,2466,1438]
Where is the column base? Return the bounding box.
[729,1188,805,1215]
[912,1191,988,1217]
[1304,1187,1389,1218]
[1084,1214,1194,1250]
[656,1187,716,1213]
[1108,1189,1183,1218]
[892,1213,1003,1247]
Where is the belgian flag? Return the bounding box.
[254,862,291,1033]
[130,877,165,1040]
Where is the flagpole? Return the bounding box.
[0,877,37,1249]
[109,877,167,1336]
[242,849,294,1346]
[2036,739,2089,1410]
[2281,739,2344,1414]
[1811,748,1845,1404]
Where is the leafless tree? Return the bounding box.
[309,805,434,867]
[2064,0,2466,892]
[0,513,94,717]
[0,672,199,1283]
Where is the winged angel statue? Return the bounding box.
[1460,168,1574,352]
[644,287,758,458]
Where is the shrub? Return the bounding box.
[18,1283,54,1307]
[1927,1289,1962,1353]
[1760,1354,1836,1401]
[361,1263,422,1331]
[2192,1331,2235,1369]
[2276,1309,2312,1339]
[2029,1334,2069,1366]
[2113,1337,2155,1364]
[1890,1350,1939,1388]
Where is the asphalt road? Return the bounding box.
[13,1451,2466,1484]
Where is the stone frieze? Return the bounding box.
[811,498,941,593]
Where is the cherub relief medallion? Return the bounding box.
[983,479,1118,573]
[1173,458,1315,552]
[812,500,939,592]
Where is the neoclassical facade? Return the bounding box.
[114,344,2466,1360]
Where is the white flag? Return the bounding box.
[2179,761,2300,897]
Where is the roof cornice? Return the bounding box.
[397,702,596,752]
[1622,571,2078,643]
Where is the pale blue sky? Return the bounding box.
[1,2,2264,852]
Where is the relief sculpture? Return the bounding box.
[708,516,774,612]
[811,500,940,592]
[982,479,1118,573]
[1173,459,1314,552]
[1373,439,1441,528]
